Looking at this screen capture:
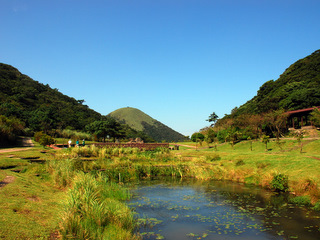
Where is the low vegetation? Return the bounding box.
[1,133,320,239]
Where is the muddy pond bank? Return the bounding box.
[127,178,320,240]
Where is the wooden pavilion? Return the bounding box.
[285,107,320,129]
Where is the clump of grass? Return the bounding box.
[194,156,207,165]
[99,148,108,159]
[291,178,320,203]
[60,172,139,240]
[235,159,245,166]
[256,162,270,169]
[289,196,311,206]
[112,148,120,156]
[270,173,289,192]
[134,164,149,178]
[47,159,76,188]
[205,153,221,162]
[312,201,320,211]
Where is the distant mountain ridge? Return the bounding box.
[108,107,186,142]
[234,49,320,116]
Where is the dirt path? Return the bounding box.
[174,143,197,149]
[0,137,34,153]
[0,147,33,153]
[21,137,34,147]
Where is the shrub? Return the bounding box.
[289,196,311,206]
[34,131,44,142]
[191,132,205,142]
[313,201,320,211]
[38,134,55,147]
[216,129,228,143]
[35,131,55,147]
[271,174,289,192]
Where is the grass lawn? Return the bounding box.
[0,146,65,239]
[173,138,320,196]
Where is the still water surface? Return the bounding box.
[128,178,320,240]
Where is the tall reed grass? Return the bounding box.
[60,172,140,240]
[47,159,76,188]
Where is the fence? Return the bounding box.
[93,142,169,150]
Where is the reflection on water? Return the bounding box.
[127,178,320,240]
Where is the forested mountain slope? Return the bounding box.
[234,49,320,115]
[109,107,187,142]
[0,63,102,131]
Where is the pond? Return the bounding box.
[128,178,320,240]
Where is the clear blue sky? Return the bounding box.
[1,0,319,136]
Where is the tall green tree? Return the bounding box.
[191,132,205,142]
[86,118,124,142]
[207,112,219,126]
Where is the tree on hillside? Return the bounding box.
[191,132,204,142]
[204,128,216,148]
[310,108,320,127]
[226,127,241,149]
[86,118,124,142]
[246,114,263,138]
[207,112,219,126]
[0,115,24,145]
[263,109,288,140]
[28,108,56,133]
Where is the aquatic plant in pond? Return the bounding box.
[128,179,320,240]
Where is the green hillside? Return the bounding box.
[234,49,320,115]
[0,63,183,143]
[0,63,102,132]
[108,107,187,142]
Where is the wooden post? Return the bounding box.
[292,117,295,129]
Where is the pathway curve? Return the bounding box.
[0,137,34,153]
